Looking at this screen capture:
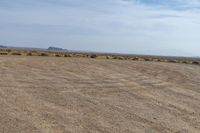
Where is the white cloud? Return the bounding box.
[0,0,200,56]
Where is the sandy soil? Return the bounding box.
[0,56,200,133]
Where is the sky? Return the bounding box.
[0,0,200,56]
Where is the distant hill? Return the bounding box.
[47,46,64,51]
[0,45,7,48]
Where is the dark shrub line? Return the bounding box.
[0,49,199,65]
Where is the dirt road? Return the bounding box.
[0,56,200,133]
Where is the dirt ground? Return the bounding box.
[0,56,200,133]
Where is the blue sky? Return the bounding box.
[0,0,200,56]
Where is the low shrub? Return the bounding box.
[112,56,124,60]
[106,56,111,59]
[132,57,139,61]
[153,59,164,62]
[118,56,124,60]
[40,53,48,56]
[113,56,117,59]
[26,52,33,56]
[137,58,145,61]
[64,54,72,57]
[168,60,178,63]
[6,49,12,53]
[90,54,97,58]
[11,52,22,55]
[0,52,8,55]
[192,61,199,65]
[182,61,189,64]
[55,54,62,57]
[145,58,151,61]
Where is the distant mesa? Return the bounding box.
[0,45,7,48]
[47,46,64,51]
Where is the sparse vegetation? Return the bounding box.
[11,52,22,55]
[0,52,8,55]
[118,56,124,60]
[145,58,152,61]
[106,56,111,59]
[192,61,199,65]
[40,53,48,56]
[55,54,62,57]
[113,56,124,60]
[0,48,199,65]
[132,57,139,61]
[182,61,189,64]
[90,54,97,58]
[64,54,72,57]
[27,52,33,56]
[6,49,12,53]
[169,60,178,63]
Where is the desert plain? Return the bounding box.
[0,56,200,133]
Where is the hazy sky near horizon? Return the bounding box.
[0,0,200,56]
